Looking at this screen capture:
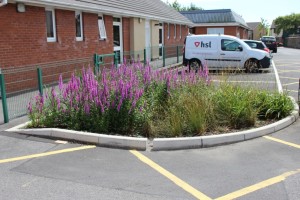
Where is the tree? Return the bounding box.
[166,0,203,11]
[258,18,269,36]
[274,13,300,35]
[167,0,181,11]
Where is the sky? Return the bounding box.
[165,0,300,26]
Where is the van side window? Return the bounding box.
[221,39,241,51]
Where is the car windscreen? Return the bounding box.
[261,37,276,41]
[256,43,265,49]
[244,41,257,48]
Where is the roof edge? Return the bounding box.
[14,0,193,25]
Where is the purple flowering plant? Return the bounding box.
[28,61,210,137]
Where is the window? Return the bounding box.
[221,39,242,51]
[174,24,176,39]
[167,23,170,39]
[98,15,107,40]
[46,8,56,42]
[75,11,83,41]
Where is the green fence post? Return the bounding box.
[37,68,43,96]
[163,46,165,67]
[0,71,9,123]
[176,46,179,63]
[93,54,98,75]
[114,52,118,68]
[144,48,147,66]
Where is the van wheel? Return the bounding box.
[189,59,202,73]
[244,59,259,73]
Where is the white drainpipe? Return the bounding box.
[0,0,8,7]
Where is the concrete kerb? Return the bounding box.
[5,98,299,151]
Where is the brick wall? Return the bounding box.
[0,4,116,93]
[122,17,130,53]
[194,26,248,39]
[194,27,206,35]
[0,4,114,69]
[0,3,187,93]
[164,23,187,46]
[286,37,300,49]
[163,23,187,58]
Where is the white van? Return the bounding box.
[183,34,271,72]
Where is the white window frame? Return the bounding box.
[46,8,56,42]
[0,0,8,6]
[180,24,182,39]
[75,11,83,41]
[174,24,176,39]
[167,23,170,40]
[98,14,107,40]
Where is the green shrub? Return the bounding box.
[28,64,294,138]
[212,83,257,129]
[255,91,294,120]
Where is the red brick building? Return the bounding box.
[180,9,250,39]
[0,0,192,93]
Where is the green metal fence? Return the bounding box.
[0,45,184,124]
[0,57,94,124]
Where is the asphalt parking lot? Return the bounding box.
[1,119,300,200]
[0,47,300,200]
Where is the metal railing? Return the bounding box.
[0,45,184,124]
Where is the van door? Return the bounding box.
[219,39,244,69]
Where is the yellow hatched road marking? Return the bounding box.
[0,145,96,164]
[130,150,212,200]
[263,136,300,149]
[215,169,300,200]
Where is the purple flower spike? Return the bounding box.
[59,74,63,90]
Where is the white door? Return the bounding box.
[207,28,224,35]
[145,19,151,61]
[113,17,123,64]
[219,38,244,68]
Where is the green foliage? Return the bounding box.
[166,0,203,11]
[258,18,269,36]
[254,91,294,120]
[212,84,257,129]
[28,67,295,138]
[274,13,300,35]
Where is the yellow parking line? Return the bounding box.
[283,82,299,86]
[215,169,300,200]
[263,136,300,149]
[130,150,212,200]
[0,145,96,164]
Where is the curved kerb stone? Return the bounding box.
[6,97,299,151]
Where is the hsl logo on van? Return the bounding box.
[194,41,212,48]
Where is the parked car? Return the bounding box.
[243,39,270,53]
[260,36,277,53]
[182,34,271,72]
